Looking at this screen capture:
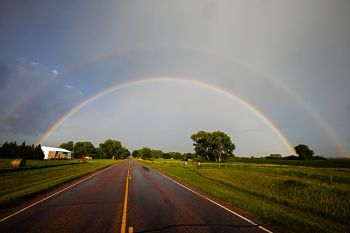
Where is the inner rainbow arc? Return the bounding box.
[37,76,296,155]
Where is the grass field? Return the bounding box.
[0,159,80,172]
[0,159,120,209]
[236,158,350,168]
[140,158,350,233]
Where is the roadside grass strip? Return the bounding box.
[142,162,272,233]
[140,159,350,233]
[0,160,121,209]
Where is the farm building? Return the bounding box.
[41,146,72,160]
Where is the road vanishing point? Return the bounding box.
[0,159,272,233]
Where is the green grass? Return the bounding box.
[0,159,121,208]
[140,159,350,233]
[236,158,350,168]
[0,159,81,172]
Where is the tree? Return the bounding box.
[132,150,140,158]
[294,144,314,160]
[191,131,235,162]
[97,139,130,159]
[211,131,235,162]
[73,142,95,158]
[99,139,123,159]
[168,152,183,160]
[59,141,74,151]
[0,141,44,160]
[95,147,104,159]
[191,131,211,161]
[30,144,44,160]
[267,154,282,159]
[139,147,152,159]
[120,147,131,159]
[151,150,163,159]
[0,141,19,158]
[183,153,196,161]
[162,152,171,159]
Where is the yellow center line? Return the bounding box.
[120,161,131,233]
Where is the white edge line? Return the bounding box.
[0,163,119,223]
[144,163,273,233]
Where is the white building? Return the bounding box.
[41,146,72,160]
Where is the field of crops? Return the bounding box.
[141,159,350,233]
[0,159,120,208]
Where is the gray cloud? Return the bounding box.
[0,60,10,88]
[0,58,83,137]
[0,0,349,156]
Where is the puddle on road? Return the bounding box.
[142,166,150,172]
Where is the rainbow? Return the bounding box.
[2,47,347,155]
[210,54,348,156]
[239,63,348,156]
[37,76,296,155]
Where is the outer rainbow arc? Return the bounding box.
[3,47,346,155]
[193,49,348,156]
[0,48,134,124]
[37,76,296,155]
[240,63,348,156]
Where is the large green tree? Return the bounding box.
[295,144,314,160]
[168,152,183,160]
[73,142,95,158]
[191,131,235,162]
[139,147,152,159]
[132,150,140,158]
[59,141,74,151]
[120,147,131,159]
[0,141,44,160]
[99,139,122,159]
[151,149,163,159]
[99,139,130,159]
[31,144,45,160]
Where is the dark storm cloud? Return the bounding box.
[0,57,83,136]
[0,0,349,155]
[0,60,10,88]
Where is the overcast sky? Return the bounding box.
[0,0,349,157]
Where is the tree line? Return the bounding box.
[0,141,44,160]
[0,131,325,161]
[131,147,197,161]
[265,144,325,160]
[131,132,325,162]
[58,131,236,162]
[59,139,130,159]
[130,131,235,162]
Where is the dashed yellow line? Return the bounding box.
[120,161,131,233]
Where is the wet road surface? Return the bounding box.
[0,159,271,233]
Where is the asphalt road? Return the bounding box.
[0,159,272,233]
